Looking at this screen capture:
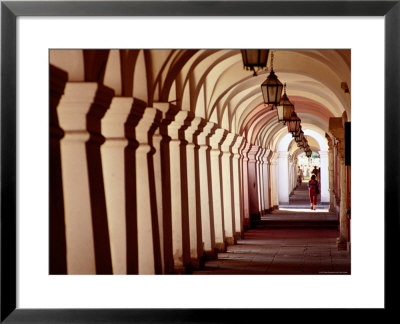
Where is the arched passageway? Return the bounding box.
[49,49,351,274]
[276,129,329,207]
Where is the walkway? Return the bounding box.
[193,182,350,275]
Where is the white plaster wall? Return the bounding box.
[277,151,290,204]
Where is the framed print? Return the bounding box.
[1,0,399,322]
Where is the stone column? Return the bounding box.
[195,122,217,256]
[248,145,261,225]
[58,82,114,274]
[262,149,271,213]
[153,102,177,274]
[329,117,348,250]
[294,159,297,189]
[231,136,245,238]
[255,149,264,214]
[135,107,162,274]
[337,155,349,250]
[265,150,273,213]
[184,116,204,268]
[240,141,252,230]
[220,133,237,245]
[209,128,228,251]
[319,150,330,203]
[327,137,336,212]
[167,110,192,273]
[50,65,68,274]
[277,151,290,204]
[261,149,268,212]
[289,156,292,192]
[101,97,137,274]
[269,152,279,209]
[288,156,294,193]
[151,103,169,274]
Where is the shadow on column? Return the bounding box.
[178,114,195,272]
[229,146,237,242]
[159,105,180,274]
[85,85,114,274]
[147,109,163,274]
[206,125,217,256]
[193,120,207,265]
[49,65,67,274]
[124,102,143,275]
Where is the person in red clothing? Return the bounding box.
[308,174,319,210]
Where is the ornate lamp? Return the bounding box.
[292,125,302,138]
[276,83,294,124]
[295,130,304,142]
[298,138,307,148]
[241,49,269,76]
[288,111,301,133]
[260,51,283,105]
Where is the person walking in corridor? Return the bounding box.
[311,166,320,181]
[308,174,319,210]
[297,166,303,187]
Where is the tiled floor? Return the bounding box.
[193,182,350,275]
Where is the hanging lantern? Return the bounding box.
[276,83,294,124]
[298,138,306,148]
[295,130,304,142]
[288,111,301,133]
[260,51,283,105]
[292,126,302,138]
[241,49,269,76]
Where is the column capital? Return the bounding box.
[247,145,261,162]
[333,139,346,160]
[269,151,279,164]
[155,103,180,139]
[221,132,237,153]
[135,108,162,144]
[196,121,217,146]
[240,141,252,156]
[260,149,267,163]
[262,149,271,162]
[58,82,115,133]
[338,153,346,165]
[168,110,193,140]
[184,116,203,143]
[209,127,227,149]
[326,133,334,149]
[152,102,173,120]
[255,148,264,164]
[50,65,68,140]
[102,97,135,140]
[50,64,68,97]
[329,117,346,158]
[232,136,245,155]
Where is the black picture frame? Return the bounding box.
[1,0,399,322]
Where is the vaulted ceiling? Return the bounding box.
[50,49,350,152]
